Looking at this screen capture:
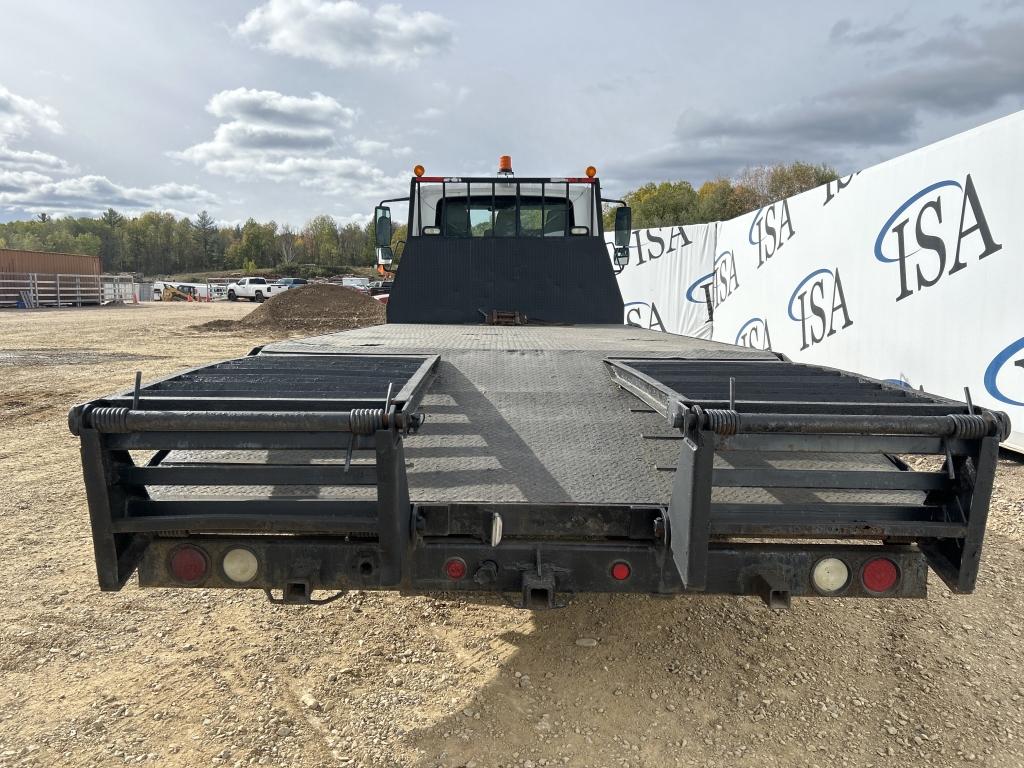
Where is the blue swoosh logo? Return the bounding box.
[734,317,765,345]
[882,378,913,390]
[747,207,766,246]
[684,273,714,303]
[873,180,962,263]
[984,336,1024,407]
[787,268,833,322]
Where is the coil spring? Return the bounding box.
[994,411,1012,441]
[699,407,741,436]
[86,407,131,433]
[350,408,387,435]
[947,414,990,439]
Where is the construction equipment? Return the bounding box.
[69,158,1009,609]
[159,283,200,302]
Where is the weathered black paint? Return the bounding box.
[386,235,624,324]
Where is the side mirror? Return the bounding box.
[376,246,394,266]
[374,206,392,247]
[613,246,629,267]
[614,206,632,247]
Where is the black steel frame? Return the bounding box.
[68,348,1007,608]
[69,353,439,591]
[605,356,1009,594]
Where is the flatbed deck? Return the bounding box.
[245,324,909,507]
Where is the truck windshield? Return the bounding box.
[412,180,598,238]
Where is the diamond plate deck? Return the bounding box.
[151,324,915,507]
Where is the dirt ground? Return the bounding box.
[2,302,1024,768]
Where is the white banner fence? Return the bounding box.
[612,110,1024,451]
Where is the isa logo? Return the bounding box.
[684,250,740,310]
[984,336,1024,407]
[749,200,795,268]
[624,300,666,332]
[787,268,853,351]
[823,172,858,206]
[874,174,1002,302]
[734,317,772,350]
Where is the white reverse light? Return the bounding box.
[222,548,259,583]
[811,557,849,594]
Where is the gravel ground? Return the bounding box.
[1,302,1023,768]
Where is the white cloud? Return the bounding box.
[353,138,388,156]
[174,86,404,199]
[0,84,62,139]
[0,170,51,193]
[237,0,454,69]
[0,145,73,172]
[0,173,219,217]
[207,87,356,128]
[181,122,337,162]
[176,88,362,166]
[0,83,218,218]
[336,211,371,226]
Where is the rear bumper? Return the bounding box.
[137,535,929,605]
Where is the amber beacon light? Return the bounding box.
[585,165,597,178]
[413,164,425,177]
[498,155,513,173]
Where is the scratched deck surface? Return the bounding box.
[153,325,915,506]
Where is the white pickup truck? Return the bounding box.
[226,277,280,302]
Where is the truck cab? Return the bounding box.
[374,158,631,325]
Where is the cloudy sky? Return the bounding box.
[0,0,1022,225]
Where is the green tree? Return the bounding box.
[233,219,277,269]
[194,210,218,268]
[696,179,735,223]
[100,208,124,271]
[302,214,340,266]
[603,181,699,230]
[737,162,839,208]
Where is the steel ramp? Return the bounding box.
[605,356,1009,594]
[69,352,438,592]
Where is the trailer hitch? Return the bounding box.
[263,582,347,606]
[516,550,569,609]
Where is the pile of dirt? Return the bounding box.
[200,283,385,334]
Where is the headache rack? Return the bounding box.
[605,356,1010,594]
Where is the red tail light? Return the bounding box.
[444,557,467,580]
[862,557,899,593]
[169,545,209,584]
[610,562,631,581]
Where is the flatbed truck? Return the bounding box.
[68,158,1008,609]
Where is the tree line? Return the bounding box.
[0,210,406,278]
[603,162,839,229]
[0,161,836,276]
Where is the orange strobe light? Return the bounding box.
[498,155,513,173]
[586,165,597,178]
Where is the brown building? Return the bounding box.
[0,248,107,307]
[0,248,101,276]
